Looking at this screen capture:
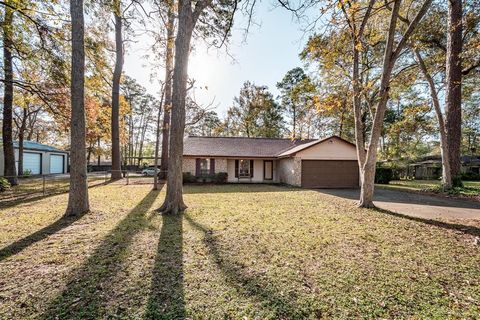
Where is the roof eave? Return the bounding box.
[13,146,69,154]
[183,154,278,159]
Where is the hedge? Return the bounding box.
[183,172,228,184]
[375,167,393,184]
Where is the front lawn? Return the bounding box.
[379,180,480,198]
[0,184,479,319]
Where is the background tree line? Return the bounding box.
[1,0,479,214]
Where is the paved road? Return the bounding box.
[316,188,480,220]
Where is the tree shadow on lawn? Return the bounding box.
[184,214,316,319]
[0,210,89,262]
[0,178,113,210]
[0,181,117,262]
[374,207,480,238]
[183,183,300,194]
[40,189,161,319]
[144,213,185,319]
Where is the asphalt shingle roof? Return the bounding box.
[183,136,316,158]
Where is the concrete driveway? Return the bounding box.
[315,188,480,220]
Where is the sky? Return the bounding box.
[123,1,314,117]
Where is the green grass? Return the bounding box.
[0,184,479,319]
[379,180,480,198]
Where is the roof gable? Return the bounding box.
[277,136,356,157]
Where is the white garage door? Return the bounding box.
[24,152,42,175]
[50,154,64,174]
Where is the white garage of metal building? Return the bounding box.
[0,141,69,176]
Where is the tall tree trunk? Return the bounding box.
[160,1,175,179]
[307,118,312,139]
[66,0,89,216]
[445,0,463,183]
[97,137,101,165]
[138,131,145,166]
[154,88,165,190]
[26,111,38,141]
[158,0,196,214]
[342,0,374,188]
[2,0,17,185]
[359,0,401,208]
[292,107,296,139]
[18,133,23,176]
[111,2,124,180]
[87,144,92,165]
[17,108,28,176]
[138,111,151,167]
[130,114,134,166]
[133,127,139,163]
[123,144,128,167]
[338,98,345,138]
[352,44,366,172]
[27,129,33,141]
[413,48,452,189]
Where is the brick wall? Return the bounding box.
[278,157,301,186]
[183,157,196,174]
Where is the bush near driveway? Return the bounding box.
[381,180,480,199]
[0,177,11,192]
[375,167,394,184]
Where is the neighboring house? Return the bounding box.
[407,155,480,179]
[407,160,441,180]
[0,141,69,176]
[183,135,359,188]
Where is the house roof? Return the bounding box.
[183,135,356,158]
[183,136,316,158]
[11,141,68,154]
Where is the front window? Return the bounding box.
[239,159,250,177]
[200,158,210,176]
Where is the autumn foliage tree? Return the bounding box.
[293,0,433,207]
[0,0,71,184]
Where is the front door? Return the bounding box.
[264,160,273,180]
